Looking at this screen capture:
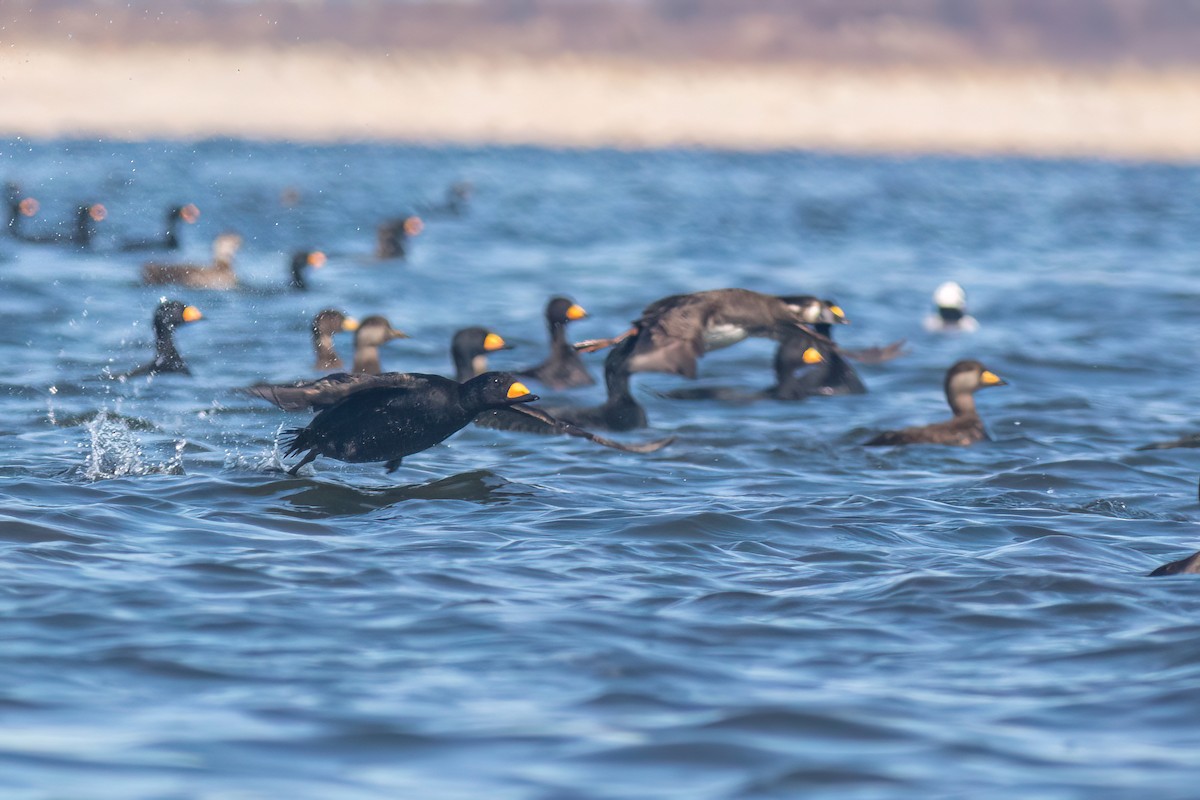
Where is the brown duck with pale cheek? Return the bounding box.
[866,360,1006,446]
[311,310,360,371]
[143,232,242,289]
[350,315,409,375]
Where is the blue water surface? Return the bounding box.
[2,139,1200,799]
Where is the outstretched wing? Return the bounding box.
[246,372,433,411]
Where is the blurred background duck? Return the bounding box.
[6,185,106,249]
[923,281,979,333]
[375,214,423,259]
[118,203,200,251]
[142,232,242,289]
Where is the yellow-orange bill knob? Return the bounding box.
[403,217,424,236]
[181,204,200,223]
[19,198,39,216]
[341,317,360,332]
[507,382,531,399]
[484,333,506,351]
[182,306,203,323]
[566,304,588,321]
[89,204,107,222]
[981,370,1003,385]
[802,347,824,364]
[829,305,846,321]
[308,251,327,268]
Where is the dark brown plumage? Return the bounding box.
[865,360,1006,447]
[480,336,647,433]
[311,310,360,371]
[142,232,242,289]
[247,326,502,412]
[516,296,595,389]
[577,289,843,379]
[1150,552,1200,576]
[660,329,864,402]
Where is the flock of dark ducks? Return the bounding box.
[6,182,1199,576]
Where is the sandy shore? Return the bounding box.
[2,43,1199,160]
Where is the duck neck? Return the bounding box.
[74,208,92,246]
[452,349,486,383]
[947,386,977,417]
[163,216,179,249]
[153,321,184,369]
[289,257,307,290]
[313,331,340,371]
[602,341,636,406]
[352,346,382,375]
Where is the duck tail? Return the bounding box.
[280,426,311,458]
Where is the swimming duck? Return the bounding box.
[810,297,908,364]
[375,215,423,259]
[516,297,595,389]
[288,250,327,290]
[282,372,537,474]
[8,193,106,249]
[349,315,409,375]
[923,281,979,333]
[121,299,203,378]
[118,203,200,251]
[660,329,864,402]
[419,181,473,217]
[865,360,1006,446]
[311,309,360,371]
[142,232,242,289]
[1134,434,1200,451]
[1150,551,1200,576]
[575,289,842,379]
[247,325,493,412]
[480,337,647,433]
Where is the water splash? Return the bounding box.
[77,411,185,481]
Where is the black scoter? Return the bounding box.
[247,326,504,412]
[288,250,327,290]
[121,299,203,378]
[865,360,1006,446]
[376,215,423,259]
[516,297,594,389]
[119,203,200,251]
[283,372,537,474]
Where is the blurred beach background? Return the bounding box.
[2,0,1199,158]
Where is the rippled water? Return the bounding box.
[3,140,1200,798]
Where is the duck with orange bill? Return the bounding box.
[247,325,504,412]
[661,328,863,402]
[288,249,327,290]
[575,289,842,380]
[281,373,540,474]
[118,203,200,251]
[310,310,360,372]
[375,214,423,259]
[6,188,106,249]
[865,360,1006,446]
[516,296,595,390]
[118,299,204,378]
